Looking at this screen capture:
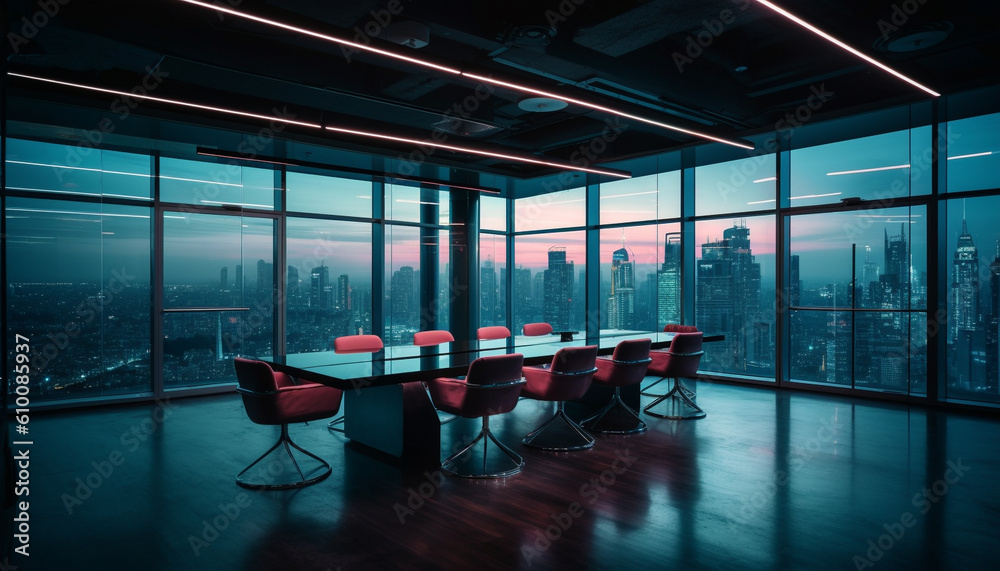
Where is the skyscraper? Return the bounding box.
[544,247,574,331]
[337,274,352,313]
[256,259,273,303]
[286,265,301,307]
[480,259,498,326]
[657,232,681,327]
[696,223,761,372]
[390,266,416,325]
[949,217,980,390]
[310,263,330,309]
[608,241,635,330]
[220,266,228,290]
[987,242,1000,395]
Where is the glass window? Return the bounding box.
[6,197,152,403]
[599,224,677,332]
[286,218,373,353]
[789,129,921,208]
[481,195,506,232]
[694,216,775,378]
[599,173,679,224]
[162,212,274,387]
[385,184,450,224]
[788,207,927,394]
[695,155,775,216]
[514,187,585,232]
[945,196,1000,404]
[946,112,1000,193]
[5,138,152,200]
[286,171,372,217]
[480,233,507,328]
[512,231,586,334]
[385,225,422,345]
[160,157,275,209]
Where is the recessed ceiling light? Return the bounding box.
[517,97,569,112]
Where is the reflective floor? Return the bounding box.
[16,380,1000,570]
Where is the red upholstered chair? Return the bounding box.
[334,334,384,353]
[581,338,652,435]
[477,325,511,340]
[523,322,554,337]
[233,357,343,489]
[521,345,598,450]
[427,353,526,478]
[643,324,700,398]
[413,330,455,346]
[644,332,706,420]
[328,334,384,432]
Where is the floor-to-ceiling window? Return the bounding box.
[479,194,507,328]
[5,140,153,402]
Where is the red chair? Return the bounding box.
[521,345,598,450]
[413,330,455,346]
[523,322,554,337]
[477,325,511,340]
[642,324,699,398]
[329,334,384,432]
[233,357,343,489]
[581,338,652,435]
[427,353,526,478]
[644,332,706,420]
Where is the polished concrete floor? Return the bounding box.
[12,379,1000,570]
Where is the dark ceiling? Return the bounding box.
[5,0,1000,178]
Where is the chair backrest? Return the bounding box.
[667,332,704,377]
[413,330,455,346]
[466,353,524,385]
[611,338,652,363]
[334,334,384,354]
[233,357,281,393]
[477,326,511,340]
[663,323,699,333]
[523,322,554,336]
[550,345,598,374]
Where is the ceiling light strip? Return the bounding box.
[8,72,324,129]
[9,72,624,179]
[461,73,754,150]
[177,0,462,75]
[753,0,940,97]
[323,125,631,178]
[176,0,750,149]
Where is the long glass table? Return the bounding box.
[262,331,723,459]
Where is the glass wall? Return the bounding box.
[512,231,586,335]
[5,197,152,402]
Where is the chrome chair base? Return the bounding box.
[641,376,696,400]
[522,405,595,451]
[643,378,706,420]
[237,424,332,490]
[327,415,345,433]
[441,417,524,478]
[580,388,647,435]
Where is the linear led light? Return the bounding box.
[177,0,753,150]
[827,164,909,176]
[947,151,994,160]
[753,176,777,183]
[324,124,632,178]
[6,160,151,178]
[753,1,940,97]
[747,192,841,205]
[460,73,755,150]
[10,73,624,180]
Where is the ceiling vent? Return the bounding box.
[431,117,504,137]
[873,21,954,52]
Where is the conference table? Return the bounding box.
[264,330,722,460]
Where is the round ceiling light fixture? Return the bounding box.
[517,97,569,112]
[873,21,953,52]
